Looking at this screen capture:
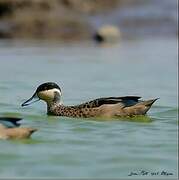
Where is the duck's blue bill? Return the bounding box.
[21,93,40,107]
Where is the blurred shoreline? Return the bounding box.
[0,0,177,41]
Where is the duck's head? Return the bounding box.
[21,82,62,106]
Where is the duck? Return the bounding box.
[21,82,158,119]
[0,117,37,139]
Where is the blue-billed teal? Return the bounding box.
[22,82,158,118]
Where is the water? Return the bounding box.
[0,37,178,178]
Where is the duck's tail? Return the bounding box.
[142,98,159,107]
[139,98,159,114]
[29,128,38,134]
[26,128,38,138]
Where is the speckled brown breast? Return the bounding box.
[48,105,99,118]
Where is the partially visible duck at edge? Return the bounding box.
[0,117,37,140]
[22,82,158,119]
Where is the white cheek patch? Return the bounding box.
[54,89,62,96]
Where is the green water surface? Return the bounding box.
[0,37,178,178]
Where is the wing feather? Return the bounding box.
[74,96,141,108]
[0,117,22,128]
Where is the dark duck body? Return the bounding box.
[22,82,158,118]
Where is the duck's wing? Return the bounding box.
[75,96,141,108]
[0,117,22,128]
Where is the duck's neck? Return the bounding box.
[46,98,62,114]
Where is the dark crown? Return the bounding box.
[36,82,61,93]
